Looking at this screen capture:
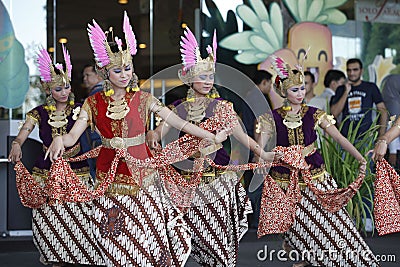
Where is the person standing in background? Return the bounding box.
[241,69,273,229]
[381,74,400,167]
[308,69,346,112]
[304,70,316,103]
[80,64,104,179]
[330,58,388,138]
[82,64,104,96]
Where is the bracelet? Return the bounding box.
[12,140,20,146]
[358,159,367,164]
[375,139,387,145]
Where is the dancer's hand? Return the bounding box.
[44,136,64,162]
[214,128,231,144]
[358,158,367,174]
[254,156,268,174]
[370,139,387,162]
[260,151,276,162]
[146,130,160,150]
[8,141,22,164]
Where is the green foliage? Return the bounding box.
[363,22,400,80]
[319,113,379,234]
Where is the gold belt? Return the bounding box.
[102,134,145,149]
[180,166,226,183]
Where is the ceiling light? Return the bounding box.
[48,47,55,52]
[118,0,128,4]
[138,43,146,49]
[181,22,187,29]
[58,38,68,44]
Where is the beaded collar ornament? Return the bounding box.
[178,27,217,84]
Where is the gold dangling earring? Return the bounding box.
[282,98,291,111]
[301,99,307,107]
[68,92,75,106]
[45,94,56,111]
[186,87,195,102]
[103,80,114,97]
[126,73,140,92]
[208,87,220,99]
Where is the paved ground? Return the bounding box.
[0,230,399,266]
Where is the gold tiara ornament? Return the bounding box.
[271,56,304,97]
[178,27,217,84]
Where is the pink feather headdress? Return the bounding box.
[178,27,217,84]
[87,11,137,69]
[270,55,304,97]
[37,44,72,90]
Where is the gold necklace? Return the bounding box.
[283,112,303,129]
[48,110,68,128]
[106,97,130,120]
[187,98,210,123]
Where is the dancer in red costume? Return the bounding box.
[255,56,380,267]
[45,12,229,267]
[9,45,103,266]
[147,27,278,266]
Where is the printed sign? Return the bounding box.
[355,0,400,24]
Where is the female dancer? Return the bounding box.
[45,12,228,266]
[256,56,380,267]
[8,45,103,266]
[146,27,277,266]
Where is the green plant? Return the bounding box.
[318,111,379,234]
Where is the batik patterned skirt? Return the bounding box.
[32,201,104,265]
[32,171,104,266]
[92,177,191,267]
[184,171,252,267]
[284,172,380,267]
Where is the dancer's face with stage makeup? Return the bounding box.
[286,84,306,106]
[108,64,133,90]
[50,83,71,104]
[191,71,214,97]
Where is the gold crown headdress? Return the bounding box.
[271,55,304,97]
[37,44,72,91]
[87,11,137,70]
[178,27,217,84]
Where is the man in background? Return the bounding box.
[80,64,103,179]
[308,69,346,112]
[304,70,316,103]
[83,64,104,96]
[381,74,400,167]
[241,70,273,229]
[330,58,387,138]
